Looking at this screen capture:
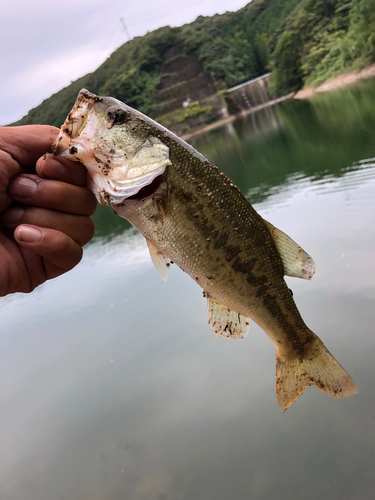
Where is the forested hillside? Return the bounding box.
[270,0,375,94]
[14,0,375,127]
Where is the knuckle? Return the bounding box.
[85,192,97,215]
[72,246,83,267]
[60,158,87,185]
[80,217,95,245]
[59,236,83,269]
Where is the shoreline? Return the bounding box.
[182,64,375,140]
[294,63,375,99]
[181,93,294,141]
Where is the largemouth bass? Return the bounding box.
[53,89,357,411]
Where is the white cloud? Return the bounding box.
[13,44,109,96]
[1,0,105,16]
[0,44,116,125]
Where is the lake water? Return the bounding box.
[1,79,375,500]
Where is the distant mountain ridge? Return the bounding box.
[13,0,374,128]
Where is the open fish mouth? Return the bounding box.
[52,89,171,205]
[121,172,166,201]
[88,160,167,205]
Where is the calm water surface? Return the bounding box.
[1,80,375,500]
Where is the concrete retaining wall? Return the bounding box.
[226,73,272,113]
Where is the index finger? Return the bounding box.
[36,154,88,186]
[0,125,58,170]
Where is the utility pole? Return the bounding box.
[120,18,131,42]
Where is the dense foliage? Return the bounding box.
[270,0,375,94]
[14,0,375,126]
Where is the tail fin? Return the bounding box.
[276,340,358,412]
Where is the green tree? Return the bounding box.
[254,32,270,72]
[101,70,161,116]
[270,30,303,95]
[346,0,375,64]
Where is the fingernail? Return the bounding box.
[17,226,41,243]
[11,177,37,198]
[41,158,65,179]
[2,207,24,225]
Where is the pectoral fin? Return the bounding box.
[146,239,171,282]
[207,295,250,339]
[264,220,316,280]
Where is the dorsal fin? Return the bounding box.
[207,294,250,339]
[264,220,316,280]
[146,239,171,282]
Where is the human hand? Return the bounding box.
[0,125,97,297]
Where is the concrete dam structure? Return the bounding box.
[226,73,272,112]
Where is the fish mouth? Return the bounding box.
[51,97,99,156]
[116,173,166,205]
[89,163,167,206]
[62,93,95,139]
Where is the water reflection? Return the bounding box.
[190,78,375,204]
[91,203,131,243]
[1,80,375,500]
[248,157,375,211]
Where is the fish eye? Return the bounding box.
[106,106,130,126]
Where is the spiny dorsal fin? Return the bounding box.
[146,239,171,282]
[264,220,316,280]
[207,294,250,339]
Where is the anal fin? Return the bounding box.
[146,239,171,282]
[207,294,250,339]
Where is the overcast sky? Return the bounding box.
[0,0,250,126]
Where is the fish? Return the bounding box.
[52,89,358,411]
